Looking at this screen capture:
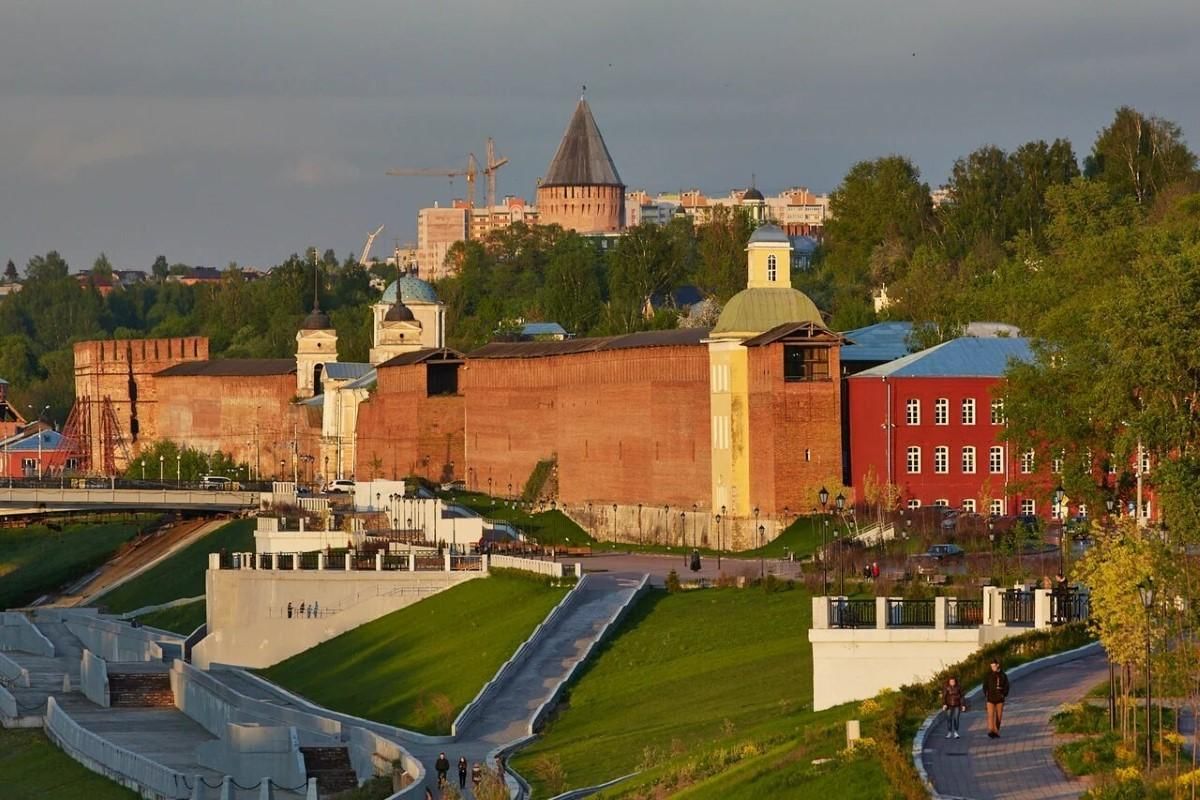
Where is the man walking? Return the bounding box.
[457,756,468,789]
[434,752,450,787]
[984,658,1010,738]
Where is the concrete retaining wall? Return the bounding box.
[62,610,179,663]
[0,612,55,656]
[452,574,592,736]
[195,722,307,790]
[44,696,190,799]
[117,596,205,622]
[489,555,580,579]
[194,568,479,669]
[80,649,110,708]
[529,575,651,735]
[0,651,30,687]
[347,725,422,786]
[0,685,18,724]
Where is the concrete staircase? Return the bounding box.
[300,746,359,794]
[108,670,175,707]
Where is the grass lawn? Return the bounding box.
[261,571,568,735]
[98,518,255,613]
[135,599,206,635]
[0,728,138,799]
[0,517,155,609]
[512,584,871,798]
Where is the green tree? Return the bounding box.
[606,223,691,333]
[151,255,169,282]
[541,234,603,335]
[91,253,113,277]
[695,206,753,302]
[1084,106,1197,204]
[3,260,17,283]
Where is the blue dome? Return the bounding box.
[381,273,438,304]
[747,223,789,245]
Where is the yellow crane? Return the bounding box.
[386,138,509,209]
[359,225,385,265]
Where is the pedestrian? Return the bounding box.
[871,561,880,579]
[287,602,293,619]
[941,676,966,738]
[457,756,467,789]
[862,564,871,580]
[434,752,450,787]
[298,601,305,618]
[984,658,1010,738]
[424,788,433,800]
[313,600,319,617]
[471,762,482,788]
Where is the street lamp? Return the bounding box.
[691,503,698,550]
[159,454,164,483]
[720,504,727,570]
[758,525,765,577]
[1137,577,1155,773]
[714,514,722,570]
[1054,485,1066,574]
[140,458,145,481]
[835,493,846,596]
[612,503,617,541]
[818,488,829,595]
[988,518,996,583]
[176,452,181,485]
[680,511,686,564]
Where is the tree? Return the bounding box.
[606,223,691,333]
[3,260,17,283]
[541,234,602,335]
[91,253,113,277]
[151,255,169,282]
[1084,106,1197,204]
[695,206,753,302]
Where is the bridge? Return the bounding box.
[0,486,259,515]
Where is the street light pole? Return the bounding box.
[1137,578,1155,774]
[818,487,829,595]
[1054,485,1066,575]
[758,525,765,578]
[715,514,722,570]
[835,493,846,596]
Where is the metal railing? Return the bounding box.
[1050,591,1089,625]
[885,598,935,628]
[999,590,1035,626]
[946,598,984,627]
[829,598,876,629]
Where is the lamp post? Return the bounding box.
[818,487,829,595]
[1054,485,1066,575]
[1105,495,1117,730]
[279,459,285,480]
[159,454,164,483]
[988,518,996,584]
[176,453,181,485]
[680,511,686,564]
[835,493,846,596]
[758,525,765,577]
[488,477,493,498]
[1137,577,1155,773]
[714,514,722,570]
[612,503,617,541]
[140,458,145,481]
[691,503,698,550]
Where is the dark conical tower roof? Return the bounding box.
[542,98,623,187]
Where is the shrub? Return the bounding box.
[530,754,567,795]
[665,570,682,593]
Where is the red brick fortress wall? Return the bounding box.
[535,185,625,234]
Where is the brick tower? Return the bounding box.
[536,95,625,234]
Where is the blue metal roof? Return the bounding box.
[5,429,67,452]
[840,321,914,363]
[323,362,373,381]
[520,322,568,337]
[852,336,1033,378]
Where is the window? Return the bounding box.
[990,499,1006,516]
[906,398,920,426]
[1052,451,1064,474]
[934,398,949,425]
[907,498,922,510]
[712,415,731,450]
[1020,449,1034,474]
[990,398,1005,425]
[1141,451,1151,475]
[961,446,976,474]
[767,254,777,281]
[783,346,830,382]
[961,398,976,425]
[934,498,949,508]
[1020,498,1036,516]
[962,499,977,513]
[989,446,1005,474]
[934,446,949,474]
[907,446,921,474]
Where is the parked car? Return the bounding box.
[940,511,960,531]
[922,543,965,561]
[440,480,467,492]
[325,479,355,494]
[199,475,234,491]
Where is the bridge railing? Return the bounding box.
[813,587,1089,632]
[208,550,487,574]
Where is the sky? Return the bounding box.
[1,0,1197,271]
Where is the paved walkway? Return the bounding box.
[922,648,1109,800]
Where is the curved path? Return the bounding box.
[922,648,1109,800]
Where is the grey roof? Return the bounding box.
[300,308,332,330]
[470,328,708,360]
[840,321,914,364]
[377,347,465,368]
[852,336,1034,379]
[520,322,568,337]
[542,99,623,187]
[323,362,374,381]
[156,359,295,377]
[748,223,789,244]
[345,371,378,390]
[384,301,416,322]
[742,186,764,201]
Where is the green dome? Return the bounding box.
[712,287,823,337]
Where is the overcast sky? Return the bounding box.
[1,0,1197,271]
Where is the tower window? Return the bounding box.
[767,254,777,281]
[783,346,830,382]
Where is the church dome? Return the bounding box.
[711,287,823,337]
[300,308,332,330]
[381,273,438,305]
[742,186,765,202]
[384,301,416,323]
[747,223,789,244]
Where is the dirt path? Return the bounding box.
[54,516,230,606]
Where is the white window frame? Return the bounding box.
[767,254,777,282]
[961,446,976,474]
[962,499,977,513]
[907,498,921,510]
[934,398,949,426]
[990,499,1005,516]
[934,445,949,474]
[961,397,976,425]
[989,446,1005,474]
[933,498,949,508]
[990,398,1005,425]
[1020,498,1036,516]
[1052,452,1064,474]
[906,446,921,474]
[906,398,920,426]
[1020,449,1034,475]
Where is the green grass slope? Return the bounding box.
[0,518,153,609]
[262,571,568,735]
[99,518,255,613]
[0,729,138,799]
[135,599,206,635]
[512,585,875,798]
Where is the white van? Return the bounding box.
[199,475,234,491]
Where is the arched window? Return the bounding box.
[313,363,324,396]
[767,254,777,282]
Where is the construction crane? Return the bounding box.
[387,153,479,208]
[360,225,385,265]
[483,138,509,210]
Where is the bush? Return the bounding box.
[665,570,682,594]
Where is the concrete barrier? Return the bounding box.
[62,610,180,662]
[529,575,651,736]
[0,611,55,656]
[489,555,581,579]
[347,725,423,786]
[0,685,18,724]
[195,723,307,790]
[44,696,190,799]
[452,574,593,737]
[0,651,30,687]
[80,649,110,708]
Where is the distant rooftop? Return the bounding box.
[840,321,914,364]
[471,328,708,360]
[323,362,374,381]
[852,336,1033,379]
[156,359,295,378]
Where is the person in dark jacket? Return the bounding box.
[984,658,1010,737]
[941,676,966,738]
[434,753,450,787]
[457,756,468,789]
[471,762,482,788]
